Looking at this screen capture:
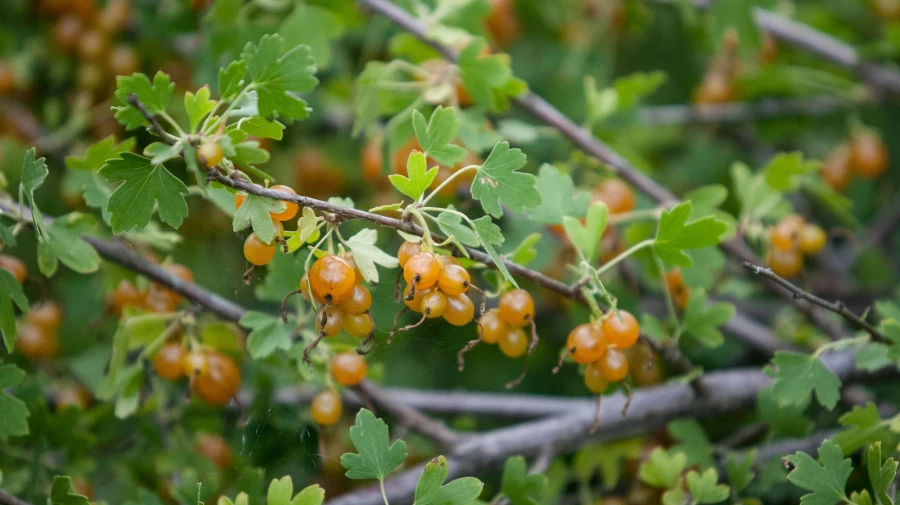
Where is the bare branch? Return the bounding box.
[638,96,866,126]
[0,491,32,505]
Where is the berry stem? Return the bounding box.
[419,164,479,206]
[593,239,655,278]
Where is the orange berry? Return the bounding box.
[183,350,209,378]
[197,142,223,168]
[397,241,422,268]
[26,301,63,334]
[342,252,365,284]
[566,323,606,364]
[602,310,640,349]
[498,289,534,327]
[192,351,241,406]
[499,327,528,358]
[234,193,247,209]
[341,312,374,339]
[330,352,368,386]
[55,382,91,410]
[403,253,441,289]
[850,131,888,178]
[595,348,629,382]
[308,255,356,304]
[821,146,852,191]
[269,185,300,221]
[799,224,827,255]
[316,305,344,337]
[437,264,470,296]
[243,233,276,266]
[593,179,635,215]
[443,294,475,326]
[625,346,665,386]
[478,309,507,344]
[403,284,432,313]
[109,279,144,314]
[195,434,232,469]
[311,390,342,426]
[341,284,372,315]
[16,322,58,360]
[583,364,609,394]
[0,255,27,284]
[768,248,803,278]
[153,342,187,380]
[421,290,448,318]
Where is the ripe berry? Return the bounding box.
[499,327,528,358]
[309,255,356,304]
[850,131,888,178]
[269,185,300,221]
[26,301,62,334]
[361,139,383,183]
[162,263,194,302]
[77,29,108,61]
[566,323,606,364]
[478,309,506,344]
[664,269,691,310]
[109,279,144,314]
[143,287,178,313]
[55,382,91,410]
[403,253,441,289]
[311,390,342,426]
[197,142,223,168]
[441,255,461,267]
[299,274,311,302]
[183,350,209,378]
[243,233,276,266]
[330,352,368,386]
[192,351,241,405]
[153,342,186,380]
[821,146,851,191]
[625,346,664,386]
[437,264,470,296]
[593,179,635,215]
[799,224,827,255]
[341,284,372,315]
[98,0,131,32]
[403,284,432,313]
[195,434,232,469]
[0,255,27,284]
[53,14,83,53]
[397,241,422,268]
[771,216,805,251]
[583,364,609,394]
[596,348,629,382]
[485,0,521,48]
[498,289,534,327]
[16,321,58,360]
[602,310,640,349]
[341,312,374,338]
[316,305,344,337]
[443,294,475,326]
[421,290,448,318]
[694,70,735,104]
[767,248,803,278]
[234,193,246,209]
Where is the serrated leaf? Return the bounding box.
[36,213,101,276]
[184,85,217,133]
[471,141,539,218]
[768,351,841,410]
[50,476,91,505]
[66,135,136,171]
[240,311,293,359]
[458,39,525,111]
[389,151,438,201]
[144,141,183,166]
[868,442,897,505]
[345,229,399,283]
[268,476,322,505]
[112,72,175,130]
[686,468,729,504]
[508,233,541,266]
[684,184,728,210]
[218,60,247,101]
[683,289,735,348]
[669,419,714,469]
[613,71,667,109]
[99,153,189,232]
[241,34,318,123]
[280,3,344,69]
[501,456,547,505]
[340,409,407,482]
[638,448,686,489]
[412,107,467,166]
[529,164,591,224]
[785,440,851,505]
[654,201,729,267]
[237,116,285,140]
[19,148,49,240]
[563,201,608,262]
[233,194,284,245]
[436,208,479,247]
[296,207,322,244]
[764,152,820,191]
[726,449,756,492]
[856,343,893,372]
[832,403,891,455]
[0,270,28,352]
[758,387,814,438]
[414,456,484,505]
[0,364,29,440]
[471,215,514,285]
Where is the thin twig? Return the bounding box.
[126,94,174,144]
[353,381,460,449]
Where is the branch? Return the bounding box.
[0,491,31,505]
[637,96,866,126]
[126,94,174,144]
[353,381,461,448]
[742,261,888,343]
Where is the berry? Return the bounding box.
[330,352,368,386]
[311,390,342,426]
[799,224,827,255]
[109,279,144,314]
[437,264,470,296]
[421,290,448,318]
[850,131,888,179]
[694,70,735,104]
[234,193,246,209]
[583,364,609,394]
[243,233,276,266]
[499,327,528,358]
[195,434,232,469]
[316,305,344,337]
[143,287,178,313]
[596,348,629,382]
[53,14,83,53]
[771,222,800,251]
[361,139,383,183]
[77,29,108,61]
[767,248,803,278]
[26,301,62,334]
[593,179,635,215]
[821,146,852,191]
[98,0,131,32]
[308,255,356,304]
[566,323,606,364]
[108,45,140,77]
[403,253,441,289]
[269,185,300,221]
[602,310,640,349]
[0,63,14,95]
[162,263,194,304]
[485,0,521,48]
[55,382,91,410]
[0,255,27,284]
[443,294,475,326]
[16,321,58,360]
[478,309,506,344]
[498,289,534,327]
[197,142,223,168]
[341,312,374,339]
[341,284,372,315]
[192,351,241,405]
[154,342,187,380]
[183,350,209,378]
[403,284,432,313]
[299,274,311,302]
[625,346,664,386]
[441,255,461,267]
[397,241,422,268]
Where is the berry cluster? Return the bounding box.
[398,241,476,328]
[301,253,375,344]
[766,215,826,278]
[153,342,242,406]
[235,185,299,267]
[476,290,535,358]
[821,130,889,191]
[560,310,641,394]
[309,352,370,427]
[108,263,195,314]
[16,301,63,361]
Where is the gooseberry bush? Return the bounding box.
[1,0,900,504]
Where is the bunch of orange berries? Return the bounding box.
[108,263,195,314]
[475,289,536,359]
[16,301,63,361]
[766,215,827,278]
[821,130,889,191]
[398,241,477,328]
[309,351,370,427]
[234,184,300,267]
[299,253,375,343]
[153,341,242,406]
[562,310,642,394]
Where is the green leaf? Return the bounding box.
[471,141,539,218]
[831,403,891,455]
[758,387,814,438]
[684,184,728,210]
[267,476,322,505]
[613,71,668,110]
[0,223,15,248]
[345,229,399,283]
[654,201,729,267]
[436,207,479,248]
[144,141,183,166]
[50,476,91,505]
[708,0,762,59]
[471,215,514,286]
[0,364,29,440]
[501,455,547,505]
[218,60,247,101]
[112,72,175,130]
[726,449,756,492]
[0,269,29,352]
[458,38,525,111]
[99,153,189,232]
[66,135,136,171]
[563,201,608,262]
[340,409,407,482]
[19,148,49,240]
[854,490,876,505]
[668,419,714,469]
[291,485,325,505]
[685,468,729,504]
[184,85,217,132]
[36,213,102,276]
[280,4,344,69]
[508,233,541,266]
[573,439,643,490]
[784,440,852,505]
[233,194,284,245]
[414,456,484,505]
[241,34,318,123]
[682,289,736,348]
[638,448,686,489]
[764,152,820,191]
[856,343,893,372]
[412,107,467,166]
[768,351,841,410]
[240,311,293,360]
[661,479,685,505]
[389,151,438,201]
[529,164,591,224]
[237,116,285,140]
[868,442,897,505]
